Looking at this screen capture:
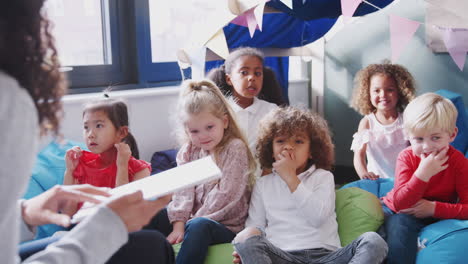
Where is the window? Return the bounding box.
[45,0,182,92]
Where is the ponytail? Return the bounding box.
[123,132,140,159]
[206,66,232,97]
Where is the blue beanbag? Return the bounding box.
[341,178,394,198]
[23,139,87,240]
[435,90,468,154]
[417,219,468,264]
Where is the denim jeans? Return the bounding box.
[381,204,437,264]
[234,231,387,264]
[145,209,235,264]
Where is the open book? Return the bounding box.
[71,156,221,223]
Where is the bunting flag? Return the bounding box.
[341,0,363,17]
[279,0,293,9]
[230,2,266,38]
[205,29,229,60]
[389,14,420,63]
[440,27,468,71]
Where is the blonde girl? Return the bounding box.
[350,61,416,180]
[146,79,256,264]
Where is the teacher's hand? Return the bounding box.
[22,184,110,228]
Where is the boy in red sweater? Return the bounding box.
[382,93,468,264]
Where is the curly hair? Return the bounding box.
[350,60,416,115]
[206,47,286,106]
[0,1,67,135]
[256,106,335,172]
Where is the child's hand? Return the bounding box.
[167,221,185,244]
[398,199,435,218]
[273,150,297,182]
[232,251,241,263]
[361,172,379,180]
[273,150,300,192]
[415,146,449,182]
[115,142,131,167]
[65,146,82,171]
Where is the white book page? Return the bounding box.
[71,156,221,223]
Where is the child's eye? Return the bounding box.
[207,125,214,130]
[431,136,440,141]
[255,71,262,77]
[83,125,88,130]
[189,130,198,134]
[413,137,423,142]
[96,124,103,128]
[295,140,304,144]
[240,70,248,75]
[275,139,284,143]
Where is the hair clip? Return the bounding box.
[103,93,110,98]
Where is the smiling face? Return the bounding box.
[184,109,228,153]
[408,128,457,157]
[272,132,312,175]
[369,73,399,114]
[225,55,264,108]
[83,110,125,154]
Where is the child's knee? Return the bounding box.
[233,227,262,244]
[360,232,388,252]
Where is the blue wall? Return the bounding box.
[324,0,468,166]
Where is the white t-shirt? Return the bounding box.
[246,165,341,251]
[351,113,408,178]
[228,97,277,154]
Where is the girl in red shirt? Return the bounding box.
[63,97,150,189]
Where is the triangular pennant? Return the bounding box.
[441,27,468,71]
[245,9,257,37]
[280,0,293,9]
[254,2,266,31]
[205,29,229,60]
[341,0,363,17]
[389,14,420,63]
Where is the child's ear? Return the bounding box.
[449,127,458,142]
[223,114,229,129]
[225,74,233,86]
[118,126,129,141]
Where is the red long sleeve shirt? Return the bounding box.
[383,146,468,219]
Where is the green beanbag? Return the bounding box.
[172,243,234,264]
[335,187,384,246]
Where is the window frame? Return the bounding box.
[66,0,182,93]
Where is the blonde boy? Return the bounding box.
[382,93,468,264]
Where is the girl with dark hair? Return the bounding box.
[63,97,151,190]
[207,47,285,154]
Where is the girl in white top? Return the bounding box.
[350,61,416,179]
[232,107,388,264]
[207,47,285,154]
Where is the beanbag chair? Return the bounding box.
[417,219,468,264]
[172,242,234,264]
[23,139,87,240]
[341,178,394,198]
[335,187,384,246]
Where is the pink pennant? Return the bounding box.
[341,0,363,17]
[440,28,468,71]
[389,14,420,63]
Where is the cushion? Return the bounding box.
[23,139,87,240]
[417,219,468,264]
[151,149,178,174]
[435,89,468,154]
[335,187,384,246]
[172,243,234,264]
[341,178,394,198]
